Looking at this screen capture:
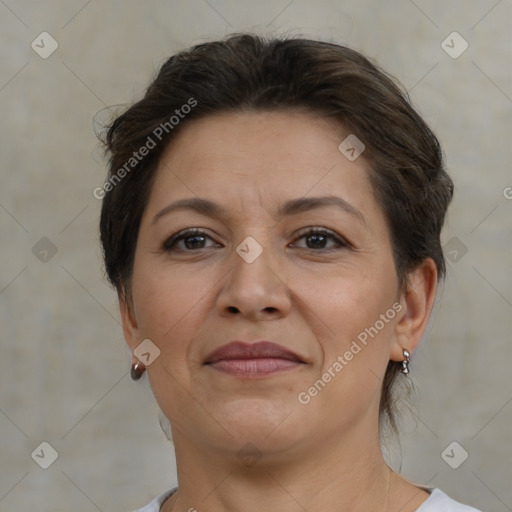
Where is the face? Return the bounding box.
[120,111,415,460]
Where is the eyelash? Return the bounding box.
[162,227,350,252]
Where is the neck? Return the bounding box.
[162,422,406,512]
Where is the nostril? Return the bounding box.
[227,306,239,314]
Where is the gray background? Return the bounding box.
[1,1,511,511]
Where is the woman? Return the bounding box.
[99,34,482,511]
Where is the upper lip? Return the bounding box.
[204,341,305,364]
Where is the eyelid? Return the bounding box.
[162,226,352,252]
[291,226,351,249]
[162,228,219,251]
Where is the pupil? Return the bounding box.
[185,236,204,249]
[308,234,325,248]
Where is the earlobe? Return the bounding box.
[118,288,147,380]
[390,259,438,362]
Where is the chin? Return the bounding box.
[217,397,303,447]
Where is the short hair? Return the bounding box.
[99,33,454,434]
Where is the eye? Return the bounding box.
[162,229,220,252]
[162,227,349,253]
[291,228,349,250]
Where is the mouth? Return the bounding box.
[203,341,306,379]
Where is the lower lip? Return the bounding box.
[207,358,302,378]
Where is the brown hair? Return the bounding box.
[99,33,453,434]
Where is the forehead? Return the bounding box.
[149,111,376,211]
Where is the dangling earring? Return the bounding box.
[400,348,411,374]
[131,361,145,380]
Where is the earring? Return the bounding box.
[400,348,411,374]
[130,361,145,381]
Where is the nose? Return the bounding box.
[215,238,292,321]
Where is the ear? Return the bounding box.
[118,287,143,366]
[390,258,438,362]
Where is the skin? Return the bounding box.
[119,111,437,512]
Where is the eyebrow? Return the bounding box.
[152,195,366,226]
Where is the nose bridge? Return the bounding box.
[231,233,275,293]
[216,231,290,318]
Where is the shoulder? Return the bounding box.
[417,488,483,512]
[129,487,177,512]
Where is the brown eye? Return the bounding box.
[163,229,219,252]
[292,228,348,250]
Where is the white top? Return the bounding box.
[131,487,482,511]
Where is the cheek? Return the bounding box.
[131,263,207,350]
[300,261,399,388]
[131,267,210,413]
[306,265,397,333]
[298,279,398,423]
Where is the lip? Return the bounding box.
[204,341,306,378]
